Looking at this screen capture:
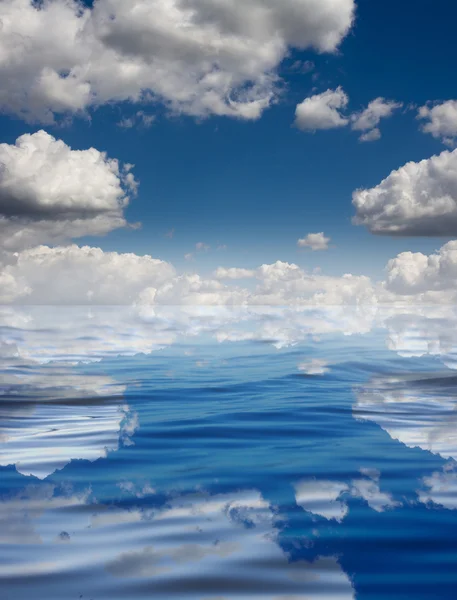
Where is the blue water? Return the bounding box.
[1,306,457,599]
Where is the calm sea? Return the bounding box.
[1,305,457,599]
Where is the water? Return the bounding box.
[1,305,457,599]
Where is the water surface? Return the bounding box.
[1,306,457,599]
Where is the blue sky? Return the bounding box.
[1,0,457,305]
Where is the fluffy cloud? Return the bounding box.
[351,97,402,141]
[418,100,457,146]
[295,87,349,131]
[296,92,401,140]
[353,148,457,235]
[384,240,457,298]
[0,245,378,306]
[0,131,137,250]
[0,245,175,304]
[9,238,457,307]
[298,232,331,250]
[0,0,356,123]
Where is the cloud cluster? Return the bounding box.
[418,100,457,146]
[353,148,457,236]
[0,243,378,305]
[351,97,403,142]
[0,131,137,250]
[6,236,457,306]
[295,90,401,140]
[0,0,356,123]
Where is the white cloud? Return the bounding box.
[418,100,457,146]
[295,87,349,131]
[0,131,137,250]
[298,232,331,250]
[10,238,457,307]
[0,245,175,305]
[0,244,380,306]
[384,240,457,297]
[353,148,457,235]
[351,97,402,141]
[295,93,402,139]
[0,0,356,123]
[359,128,381,142]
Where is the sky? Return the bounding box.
[1,0,457,305]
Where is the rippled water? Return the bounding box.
[2,306,457,599]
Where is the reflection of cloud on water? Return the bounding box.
[294,480,349,522]
[294,470,399,521]
[354,374,457,461]
[0,483,90,546]
[419,465,457,511]
[0,485,354,600]
[0,367,135,478]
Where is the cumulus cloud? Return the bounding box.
[353,148,457,235]
[384,240,457,299]
[351,97,402,141]
[418,100,457,146]
[0,0,356,123]
[0,131,137,250]
[0,245,379,306]
[8,238,457,307]
[298,232,331,250]
[295,87,349,131]
[0,245,175,304]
